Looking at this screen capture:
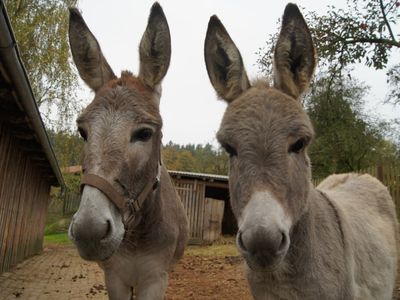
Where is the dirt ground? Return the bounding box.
[0,242,251,300]
[166,254,250,300]
[0,242,398,299]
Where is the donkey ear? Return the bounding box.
[138,2,171,89]
[273,4,316,99]
[204,16,250,103]
[68,8,116,92]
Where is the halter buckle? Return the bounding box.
[153,164,161,190]
[127,199,140,214]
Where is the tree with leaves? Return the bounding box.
[48,130,83,168]
[162,142,229,175]
[310,0,399,70]
[258,0,399,103]
[387,64,400,104]
[5,0,79,128]
[306,75,397,178]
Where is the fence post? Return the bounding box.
[62,190,68,216]
[376,165,384,182]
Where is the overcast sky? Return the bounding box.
[76,0,400,146]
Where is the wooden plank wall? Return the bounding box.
[202,198,225,244]
[0,122,51,274]
[173,179,206,244]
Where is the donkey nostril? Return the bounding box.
[101,220,112,240]
[237,231,247,251]
[278,232,288,253]
[69,222,75,239]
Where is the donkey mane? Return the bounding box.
[107,71,154,96]
[251,79,270,89]
[78,71,162,126]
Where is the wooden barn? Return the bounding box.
[169,170,237,244]
[0,6,63,274]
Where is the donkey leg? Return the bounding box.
[136,271,168,300]
[104,270,132,300]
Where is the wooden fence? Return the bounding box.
[0,123,51,274]
[313,165,400,218]
[174,179,206,244]
[364,165,400,218]
[62,189,80,216]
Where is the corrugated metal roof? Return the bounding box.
[168,170,228,182]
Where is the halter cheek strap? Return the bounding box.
[80,164,161,228]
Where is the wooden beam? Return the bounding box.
[40,168,58,183]
[32,161,51,171]
[204,182,229,189]
[0,80,12,98]
[9,126,36,140]
[0,110,28,125]
[30,155,47,162]
[0,94,19,109]
[18,140,44,154]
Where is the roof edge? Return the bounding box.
[168,170,229,182]
[0,4,64,187]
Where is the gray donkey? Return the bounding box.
[204,3,398,299]
[67,3,188,299]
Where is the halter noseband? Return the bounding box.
[80,164,161,229]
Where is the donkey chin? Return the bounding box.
[236,191,291,272]
[68,185,125,262]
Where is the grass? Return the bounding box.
[185,244,239,257]
[42,231,239,257]
[43,233,71,245]
[42,233,239,256]
[185,236,240,257]
[44,217,72,235]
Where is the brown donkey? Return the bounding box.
[67,3,188,299]
[205,3,398,299]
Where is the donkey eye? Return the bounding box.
[222,143,237,157]
[78,127,87,141]
[131,128,153,143]
[289,138,305,154]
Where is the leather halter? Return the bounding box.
[80,164,161,229]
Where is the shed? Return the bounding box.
[169,170,237,244]
[0,4,63,274]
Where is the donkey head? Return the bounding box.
[68,3,170,261]
[205,4,316,271]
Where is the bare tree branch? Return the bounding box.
[379,0,397,42]
[343,38,400,47]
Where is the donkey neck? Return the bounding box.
[285,187,346,277]
[138,182,163,228]
[250,187,352,300]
